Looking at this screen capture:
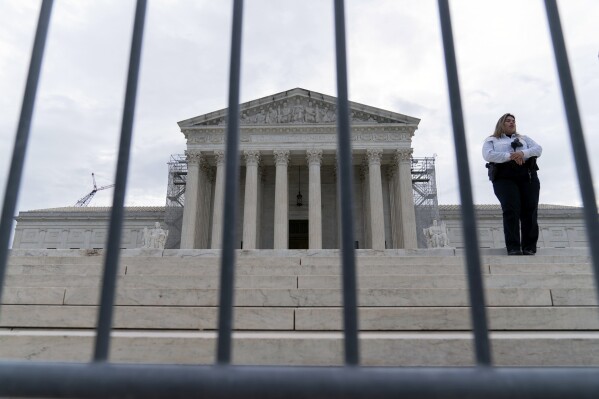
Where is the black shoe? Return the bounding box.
[522,249,535,256]
[508,249,522,255]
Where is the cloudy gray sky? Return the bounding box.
[1,0,598,215]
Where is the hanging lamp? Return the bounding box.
[296,166,303,206]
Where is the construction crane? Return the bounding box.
[74,173,115,207]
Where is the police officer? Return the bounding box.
[483,113,542,255]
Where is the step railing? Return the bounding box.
[0,0,598,398]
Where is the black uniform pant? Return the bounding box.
[492,174,540,252]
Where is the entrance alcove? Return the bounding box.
[289,219,309,249]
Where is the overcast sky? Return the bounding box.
[0,0,598,215]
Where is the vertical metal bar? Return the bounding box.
[333,0,360,366]
[544,0,599,304]
[216,0,244,365]
[93,0,147,362]
[0,0,53,312]
[437,0,492,366]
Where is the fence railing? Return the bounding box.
[0,0,598,397]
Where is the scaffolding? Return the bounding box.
[412,156,441,248]
[164,154,187,249]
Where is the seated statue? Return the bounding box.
[423,219,450,248]
[142,222,169,249]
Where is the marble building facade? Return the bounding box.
[11,88,594,251]
[177,88,420,250]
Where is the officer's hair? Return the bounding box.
[491,113,515,138]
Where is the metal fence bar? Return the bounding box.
[2,363,599,399]
[544,1,599,302]
[437,0,492,366]
[216,0,244,365]
[93,0,147,362]
[333,0,360,366]
[0,0,53,316]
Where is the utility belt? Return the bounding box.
[486,157,538,182]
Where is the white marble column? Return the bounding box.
[392,160,404,248]
[198,163,213,248]
[367,149,385,249]
[307,149,323,249]
[242,150,260,249]
[395,148,418,249]
[210,150,225,249]
[360,163,371,249]
[273,150,290,249]
[180,151,202,248]
[386,166,398,249]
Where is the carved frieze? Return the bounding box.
[196,96,401,126]
[185,130,414,147]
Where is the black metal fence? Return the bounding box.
[0,0,598,397]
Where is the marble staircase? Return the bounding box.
[1,248,598,366]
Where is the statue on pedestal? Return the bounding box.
[423,220,450,248]
[142,222,169,249]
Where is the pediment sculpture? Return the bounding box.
[196,97,399,126]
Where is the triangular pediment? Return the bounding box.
[178,88,420,128]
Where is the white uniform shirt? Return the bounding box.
[482,133,542,164]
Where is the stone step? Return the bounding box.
[1,329,598,366]
[6,261,595,278]
[298,274,595,289]
[1,305,596,331]
[0,305,293,330]
[2,287,553,307]
[296,306,599,330]
[3,274,594,293]
[3,285,595,307]
[3,275,298,289]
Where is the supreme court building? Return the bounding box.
[177,88,420,250]
[12,88,594,251]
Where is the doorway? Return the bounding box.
[289,220,309,249]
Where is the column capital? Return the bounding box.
[366,148,383,166]
[306,148,323,165]
[273,150,290,166]
[244,150,261,166]
[185,150,203,165]
[214,150,225,166]
[395,148,413,163]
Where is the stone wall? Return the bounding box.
[12,207,166,250]
[439,204,589,249]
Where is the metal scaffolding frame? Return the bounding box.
[164,154,187,249]
[412,156,440,248]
